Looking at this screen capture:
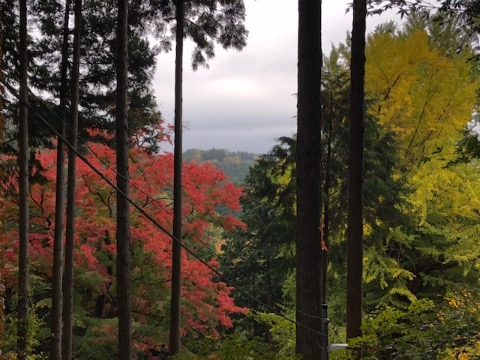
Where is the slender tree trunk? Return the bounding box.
[95,232,113,318]
[296,0,322,359]
[62,0,81,358]
[169,0,184,355]
[0,33,4,351]
[116,0,132,357]
[0,33,4,142]
[346,0,367,349]
[51,1,71,358]
[17,0,29,358]
[321,89,334,305]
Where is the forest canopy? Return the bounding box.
[2,0,480,359]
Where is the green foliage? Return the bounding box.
[221,38,414,343]
[180,334,288,359]
[3,2,480,355]
[347,289,480,359]
[220,137,296,335]
[348,299,435,359]
[400,159,480,299]
[72,318,119,360]
[0,0,169,154]
[220,18,480,359]
[1,311,48,359]
[435,289,480,358]
[253,312,298,359]
[451,127,480,165]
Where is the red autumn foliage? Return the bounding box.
[0,135,246,352]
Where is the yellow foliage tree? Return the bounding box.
[365,27,479,170]
[366,24,480,286]
[407,157,480,270]
[360,23,480,310]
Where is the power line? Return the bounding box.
[15,79,324,323]
[0,77,324,341]
[22,84,223,260]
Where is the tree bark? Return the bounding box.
[51,1,71,358]
[0,33,4,142]
[169,0,184,355]
[94,232,114,318]
[62,0,81,358]
[116,0,133,357]
[296,0,323,359]
[346,0,367,348]
[0,30,3,346]
[321,88,334,305]
[17,0,29,358]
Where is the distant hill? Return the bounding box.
[183,148,257,185]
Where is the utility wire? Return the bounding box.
[0,77,324,340]
[20,83,222,260]
[15,79,325,322]
[4,83,324,328]
[5,78,326,327]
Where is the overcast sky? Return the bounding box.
[152,0,399,154]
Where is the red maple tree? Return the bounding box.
[0,135,246,355]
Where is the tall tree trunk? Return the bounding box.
[346,0,367,349]
[116,0,132,357]
[296,0,322,359]
[94,232,114,318]
[321,88,334,305]
[0,32,3,344]
[62,0,81,358]
[51,1,71,358]
[0,33,3,142]
[169,0,184,355]
[17,0,29,358]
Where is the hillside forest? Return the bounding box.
[2,0,480,359]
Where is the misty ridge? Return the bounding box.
[183,148,257,185]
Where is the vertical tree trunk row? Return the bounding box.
[346,0,367,348]
[62,0,82,358]
[170,0,185,355]
[17,0,29,358]
[296,0,322,359]
[116,0,133,357]
[51,1,71,358]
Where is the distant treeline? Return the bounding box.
[184,148,257,185]
[184,148,256,162]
